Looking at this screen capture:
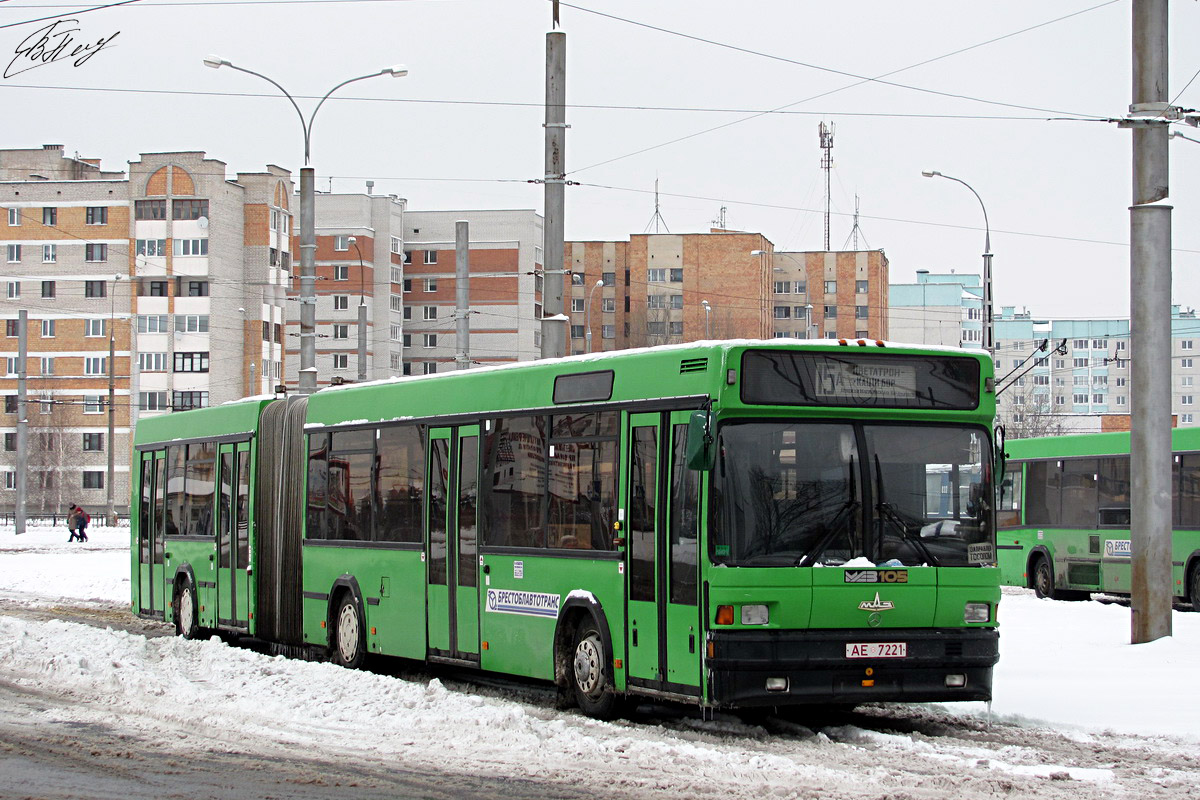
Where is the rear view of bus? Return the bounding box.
[697,344,999,707]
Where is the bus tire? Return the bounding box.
[570,618,620,720]
[1189,566,1200,611]
[174,577,200,640]
[1033,556,1055,600]
[332,593,366,669]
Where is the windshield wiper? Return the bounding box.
[797,498,860,566]
[874,454,941,567]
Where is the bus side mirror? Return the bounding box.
[686,411,715,471]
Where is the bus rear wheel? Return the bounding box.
[332,594,366,669]
[570,618,621,720]
[1033,557,1055,600]
[174,578,200,640]
[1189,566,1200,611]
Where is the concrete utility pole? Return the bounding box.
[14,311,27,534]
[106,321,116,524]
[455,220,471,370]
[299,166,318,392]
[540,21,568,360]
[1125,0,1172,644]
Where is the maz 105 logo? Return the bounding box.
[844,569,908,584]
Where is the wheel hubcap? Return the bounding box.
[338,605,360,663]
[573,633,602,696]
[179,591,194,633]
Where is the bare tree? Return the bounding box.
[998,382,1073,440]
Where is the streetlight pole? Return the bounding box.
[584,278,603,353]
[348,236,368,383]
[204,56,407,394]
[701,300,712,339]
[922,170,993,360]
[805,303,815,340]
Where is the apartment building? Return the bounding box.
[888,270,983,349]
[0,145,291,514]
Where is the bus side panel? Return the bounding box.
[166,541,217,623]
[478,554,623,682]
[301,545,427,659]
[995,528,1034,587]
[934,567,1001,627]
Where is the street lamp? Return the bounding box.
[204,55,407,394]
[701,299,712,338]
[584,278,603,353]
[347,236,368,383]
[805,303,815,340]
[922,169,993,359]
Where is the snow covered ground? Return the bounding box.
[1,524,1197,798]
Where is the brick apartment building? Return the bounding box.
[0,145,291,514]
[565,232,889,353]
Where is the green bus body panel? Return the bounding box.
[999,427,1200,598]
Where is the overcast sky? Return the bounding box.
[3,0,1198,319]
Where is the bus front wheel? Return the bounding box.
[570,618,620,719]
[1033,557,1055,600]
[332,594,366,669]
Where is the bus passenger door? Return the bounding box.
[152,452,167,614]
[217,444,235,626]
[137,452,155,614]
[625,412,702,694]
[427,426,480,663]
[215,442,252,630]
[233,445,251,628]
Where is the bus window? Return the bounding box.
[997,464,1022,528]
[377,425,426,544]
[1098,456,1131,528]
[1060,459,1098,529]
[1177,453,1200,527]
[1025,461,1061,526]
[306,433,328,540]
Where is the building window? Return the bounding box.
[1184,377,1194,388]
[333,353,349,370]
[334,295,349,311]
[172,199,209,220]
[172,391,209,410]
[41,319,54,338]
[1183,340,1195,351]
[174,315,209,333]
[1091,339,1107,349]
[1073,393,1088,404]
[773,306,791,319]
[571,272,584,286]
[390,236,402,255]
[824,280,836,293]
[7,207,19,226]
[773,281,790,294]
[4,320,16,337]
[4,395,15,413]
[1116,396,1127,406]
[173,239,208,256]
[792,281,806,294]
[855,305,868,319]
[422,362,438,375]
[423,306,437,320]
[83,471,104,489]
[84,357,107,375]
[136,239,166,257]
[647,268,665,283]
[1073,339,1087,349]
[403,307,412,320]
[402,250,413,265]
[602,324,615,339]
[1184,395,1195,406]
[570,325,584,339]
[602,298,616,313]
[602,272,615,287]
[571,298,585,313]
[401,333,412,347]
[85,244,108,262]
[184,280,208,297]
[42,207,57,226]
[137,314,168,333]
[42,244,56,263]
[7,281,19,298]
[3,433,13,451]
[1034,374,1050,386]
[1183,413,1194,424]
[334,235,350,251]
[824,305,837,318]
[83,433,104,452]
[86,207,108,225]
[423,334,437,348]
[390,295,402,312]
[1183,358,1194,369]
[173,352,209,373]
[40,357,54,375]
[669,268,683,282]
[85,319,106,337]
[333,324,349,340]
[135,199,166,220]
[856,280,868,293]
[139,352,167,372]
[1073,357,1088,368]
[335,265,349,281]
[1092,393,1104,404]
[6,244,20,263]
[424,250,438,264]
[139,391,168,411]
[83,395,103,414]
[424,278,437,293]
[84,280,107,298]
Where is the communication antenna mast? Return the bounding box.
[841,194,870,251]
[644,177,670,233]
[712,205,727,230]
[819,121,835,250]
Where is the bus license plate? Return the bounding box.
[846,642,907,659]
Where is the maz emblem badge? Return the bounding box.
[858,592,895,612]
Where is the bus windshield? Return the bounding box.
[712,421,992,567]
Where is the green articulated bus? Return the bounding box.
[131,340,1002,718]
[997,427,1200,607]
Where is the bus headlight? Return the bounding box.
[741,604,769,625]
[963,602,990,623]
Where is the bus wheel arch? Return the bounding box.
[1028,548,1055,599]
[553,596,621,719]
[1186,554,1200,610]
[327,576,367,669]
[173,566,201,639]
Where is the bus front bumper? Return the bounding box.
[707,627,999,708]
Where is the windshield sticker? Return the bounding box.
[1104,539,1132,559]
[967,542,996,565]
[486,589,561,618]
[844,569,908,584]
[858,592,895,612]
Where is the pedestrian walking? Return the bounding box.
[67,503,90,543]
